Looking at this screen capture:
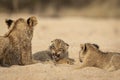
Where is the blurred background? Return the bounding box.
[0,0,120,54]
[0,0,120,18]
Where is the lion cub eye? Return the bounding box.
[51,46,55,49]
[59,48,64,51]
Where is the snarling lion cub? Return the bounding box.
[33,39,75,65]
[78,43,120,71]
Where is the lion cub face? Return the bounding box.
[49,39,69,61]
[79,43,99,62]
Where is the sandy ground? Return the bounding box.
[0,13,120,80]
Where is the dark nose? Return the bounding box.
[57,54,60,57]
[79,59,83,62]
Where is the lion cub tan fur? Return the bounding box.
[78,43,120,71]
[0,16,37,67]
[33,39,75,65]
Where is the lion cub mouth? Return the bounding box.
[52,53,61,61]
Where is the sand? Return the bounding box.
[0,13,120,80]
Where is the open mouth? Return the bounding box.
[53,53,60,57]
[52,53,60,61]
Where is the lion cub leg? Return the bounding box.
[76,63,90,69]
[106,65,116,72]
[107,55,120,71]
[67,58,75,65]
[56,58,75,65]
[75,60,95,69]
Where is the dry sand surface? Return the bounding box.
[0,13,120,80]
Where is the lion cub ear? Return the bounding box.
[92,44,99,49]
[65,43,69,50]
[5,19,14,29]
[27,16,37,27]
[80,44,87,52]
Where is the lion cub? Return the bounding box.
[33,39,75,65]
[78,43,120,71]
[0,16,37,66]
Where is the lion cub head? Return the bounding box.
[2,16,37,65]
[49,39,69,61]
[79,43,99,62]
[4,16,37,39]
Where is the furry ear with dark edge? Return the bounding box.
[92,44,99,49]
[80,44,87,52]
[65,43,69,49]
[5,19,13,29]
[27,16,37,27]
